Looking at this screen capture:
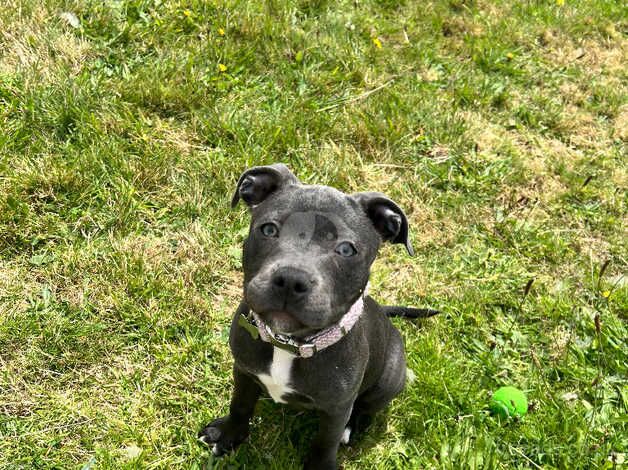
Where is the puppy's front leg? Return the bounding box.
[199,367,261,455]
[304,406,353,470]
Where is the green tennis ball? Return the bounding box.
[489,386,528,418]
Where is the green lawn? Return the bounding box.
[1,0,626,468]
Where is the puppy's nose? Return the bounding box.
[271,267,313,301]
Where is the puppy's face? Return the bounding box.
[232,165,413,337]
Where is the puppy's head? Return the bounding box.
[232,164,413,337]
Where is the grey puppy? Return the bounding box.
[199,164,437,469]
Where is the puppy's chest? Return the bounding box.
[255,347,302,404]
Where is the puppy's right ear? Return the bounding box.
[231,164,299,208]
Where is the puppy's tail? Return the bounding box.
[383,306,440,319]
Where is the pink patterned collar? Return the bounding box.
[238,287,368,359]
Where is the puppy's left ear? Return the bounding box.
[353,192,414,256]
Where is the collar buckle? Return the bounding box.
[298,343,317,358]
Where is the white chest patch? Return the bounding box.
[256,347,296,403]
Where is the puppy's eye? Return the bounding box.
[335,241,357,257]
[260,223,279,238]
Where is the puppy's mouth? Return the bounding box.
[256,311,311,336]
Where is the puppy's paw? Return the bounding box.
[198,416,249,456]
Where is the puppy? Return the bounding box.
[199,164,436,469]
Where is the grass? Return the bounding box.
[0,0,626,468]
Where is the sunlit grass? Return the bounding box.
[0,0,626,468]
